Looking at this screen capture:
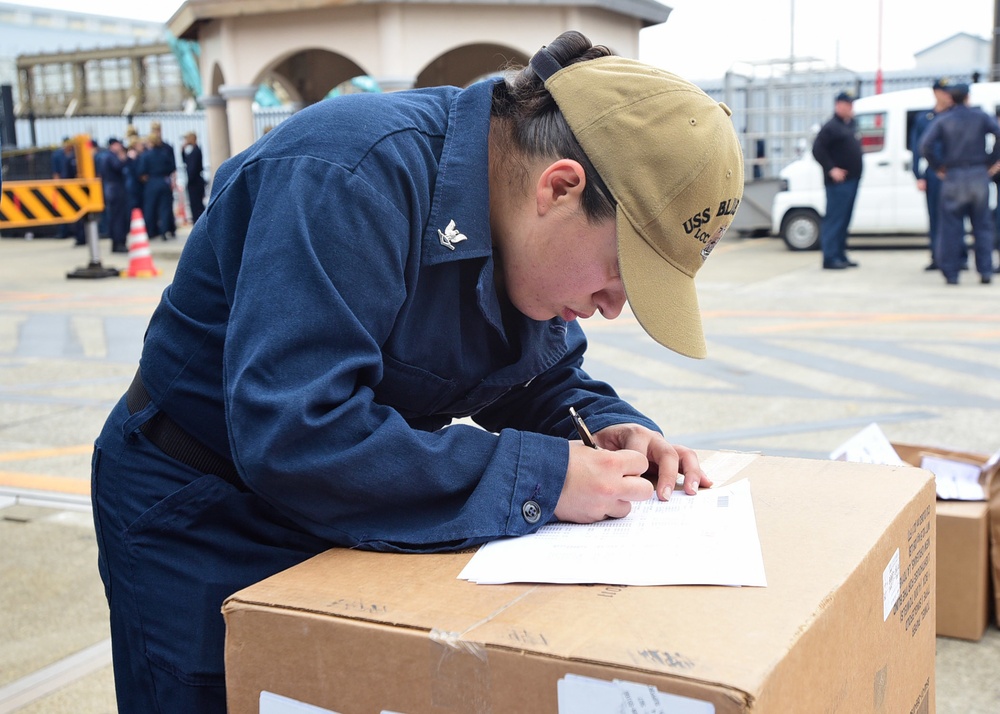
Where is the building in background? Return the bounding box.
[0,1,164,105]
[16,43,192,119]
[914,32,991,72]
[1,1,993,190]
[0,2,197,152]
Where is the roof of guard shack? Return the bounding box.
[167,0,673,41]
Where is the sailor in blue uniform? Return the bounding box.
[90,32,745,713]
[98,138,129,252]
[137,128,177,239]
[920,83,1000,284]
[910,78,954,270]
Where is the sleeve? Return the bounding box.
[919,120,942,172]
[220,156,569,553]
[986,114,1000,165]
[910,118,924,180]
[472,322,658,439]
[811,125,834,175]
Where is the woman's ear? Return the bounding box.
[535,159,586,215]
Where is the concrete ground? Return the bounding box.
[0,229,998,712]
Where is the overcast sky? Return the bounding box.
[11,0,996,81]
[645,0,994,80]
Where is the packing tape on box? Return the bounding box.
[429,628,488,661]
[428,585,540,660]
[429,629,493,711]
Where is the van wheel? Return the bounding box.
[781,209,821,251]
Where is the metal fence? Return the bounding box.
[3,66,984,185]
[7,106,297,181]
[700,65,981,181]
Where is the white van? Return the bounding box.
[771,82,1000,250]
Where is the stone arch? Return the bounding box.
[209,62,225,96]
[259,48,368,106]
[201,61,231,172]
[170,0,669,166]
[416,42,529,88]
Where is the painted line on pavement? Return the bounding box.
[0,445,93,462]
[0,472,90,496]
[0,486,91,511]
[0,639,111,713]
[702,309,1000,323]
[0,447,93,497]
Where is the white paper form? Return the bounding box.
[458,479,765,587]
[921,455,986,500]
[828,423,905,465]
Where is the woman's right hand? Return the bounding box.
[554,442,654,523]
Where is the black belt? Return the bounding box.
[946,161,986,169]
[125,371,247,491]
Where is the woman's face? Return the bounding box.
[499,209,626,324]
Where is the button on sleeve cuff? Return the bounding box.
[504,429,567,535]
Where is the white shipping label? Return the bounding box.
[260,693,405,714]
[883,548,901,621]
[558,674,714,713]
[260,692,341,714]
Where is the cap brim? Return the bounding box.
[617,208,707,359]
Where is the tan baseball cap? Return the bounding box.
[532,52,744,358]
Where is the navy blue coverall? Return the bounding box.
[138,141,176,238]
[910,108,945,266]
[812,113,863,266]
[182,141,206,224]
[920,102,1000,282]
[91,79,660,712]
[98,149,129,251]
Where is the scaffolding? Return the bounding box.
[16,43,191,118]
[720,57,861,181]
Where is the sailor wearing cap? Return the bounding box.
[137,126,177,239]
[51,137,86,244]
[812,90,863,269]
[91,30,744,712]
[919,82,1000,284]
[181,131,206,224]
[910,78,955,270]
[98,137,129,252]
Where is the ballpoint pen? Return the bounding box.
[568,406,598,449]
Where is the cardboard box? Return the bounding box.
[892,442,1000,631]
[892,442,997,501]
[224,455,936,714]
[935,501,991,640]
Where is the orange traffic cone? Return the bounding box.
[122,209,161,278]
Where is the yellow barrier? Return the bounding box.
[0,135,104,231]
[0,178,105,228]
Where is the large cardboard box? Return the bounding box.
[935,501,990,640]
[892,442,999,634]
[224,455,936,714]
